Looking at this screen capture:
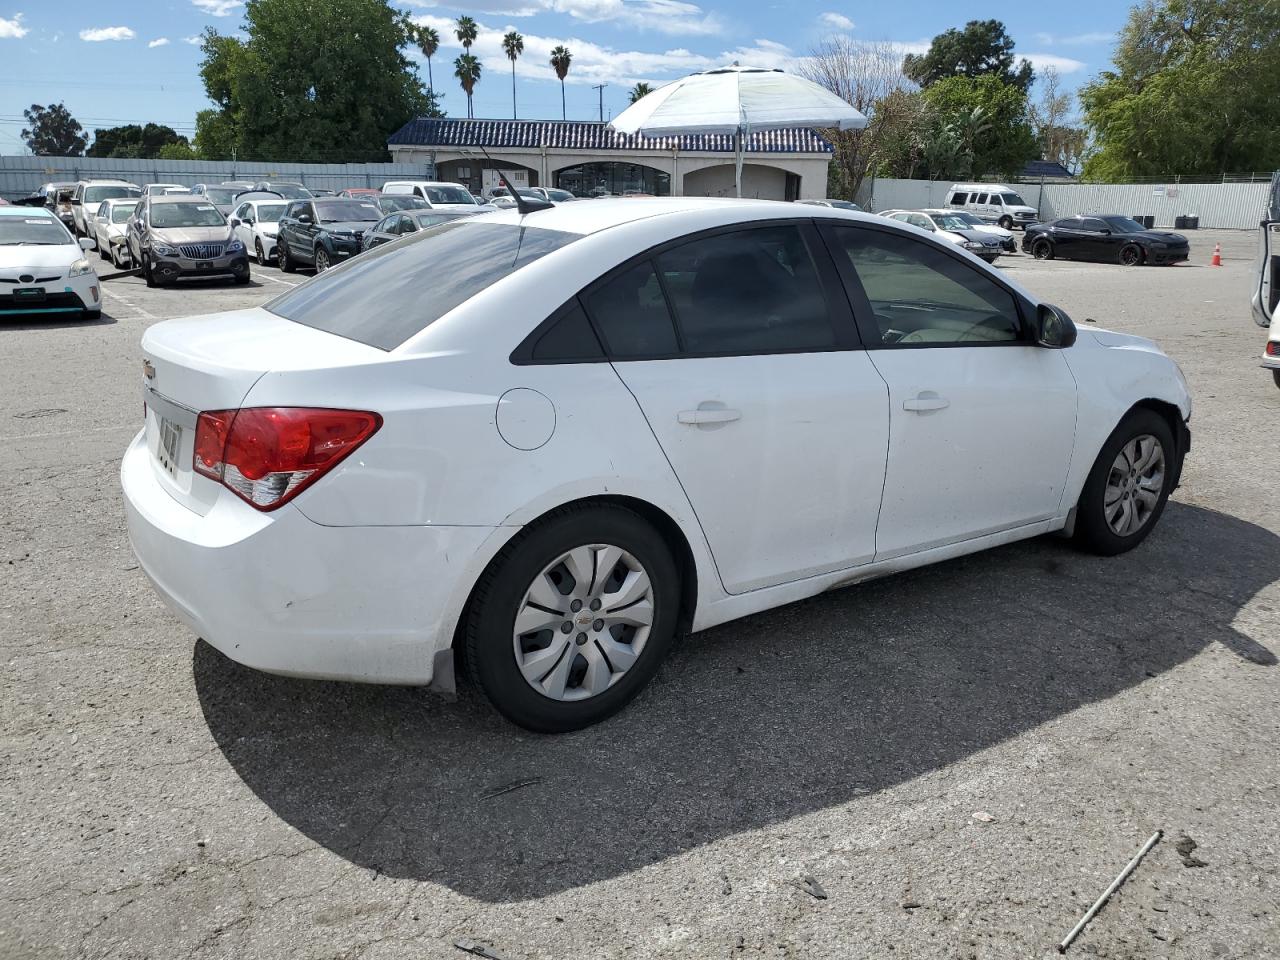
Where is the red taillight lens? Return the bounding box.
[1267,341,1280,357]
[192,407,381,511]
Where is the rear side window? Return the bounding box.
[528,302,604,362]
[267,221,580,350]
[975,193,989,204]
[655,225,836,354]
[582,261,679,358]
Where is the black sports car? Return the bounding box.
[1021,215,1189,266]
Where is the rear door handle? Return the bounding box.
[902,392,950,413]
[678,406,742,425]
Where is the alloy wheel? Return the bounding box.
[1104,434,1165,536]
[1033,241,1052,260]
[315,249,330,272]
[1121,246,1142,266]
[512,544,654,702]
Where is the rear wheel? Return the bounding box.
[1273,369,1280,389]
[1120,244,1144,266]
[98,239,109,261]
[1074,409,1175,556]
[1032,239,1054,260]
[464,505,680,732]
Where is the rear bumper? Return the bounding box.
[120,429,496,685]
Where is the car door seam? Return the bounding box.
[860,350,897,559]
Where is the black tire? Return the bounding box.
[1032,238,1054,260]
[998,216,1013,230]
[464,504,680,733]
[314,247,330,273]
[98,241,109,261]
[255,240,265,265]
[1272,369,1280,390]
[1120,244,1144,267]
[278,241,296,273]
[1074,409,1176,556]
[234,269,251,285]
[142,254,157,288]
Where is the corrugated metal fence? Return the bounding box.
[0,155,437,200]
[856,178,1271,230]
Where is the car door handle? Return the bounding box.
[902,392,950,413]
[677,407,741,425]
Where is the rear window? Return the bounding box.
[266,220,580,350]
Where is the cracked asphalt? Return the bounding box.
[2,229,1277,959]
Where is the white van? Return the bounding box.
[945,183,1038,230]
[380,181,482,212]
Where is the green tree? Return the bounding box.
[193,0,429,163]
[414,24,440,97]
[455,15,477,50]
[629,81,653,104]
[455,53,481,119]
[550,45,572,120]
[87,123,190,159]
[20,103,87,156]
[1080,0,1280,179]
[503,30,524,119]
[903,19,1033,92]
[157,142,198,161]
[920,74,1037,179]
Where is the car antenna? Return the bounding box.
[468,143,554,215]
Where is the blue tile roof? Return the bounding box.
[387,118,834,154]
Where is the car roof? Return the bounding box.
[0,205,56,217]
[149,194,213,204]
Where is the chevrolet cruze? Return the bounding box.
[122,199,1192,732]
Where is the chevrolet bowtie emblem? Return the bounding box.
[142,359,156,380]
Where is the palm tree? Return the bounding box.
[550,45,572,120]
[455,15,477,51]
[455,53,481,119]
[415,24,440,97]
[502,31,524,119]
[628,82,653,105]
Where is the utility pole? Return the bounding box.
[592,83,608,122]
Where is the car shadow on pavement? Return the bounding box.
[0,311,117,330]
[194,502,1277,903]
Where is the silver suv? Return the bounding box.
[126,196,250,287]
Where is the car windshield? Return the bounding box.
[0,215,70,245]
[267,221,580,350]
[424,186,474,205]
[1000,192,1027,206]
[254,203,286,223]
[269,184,311,199]
[829,200,860,210]
[85,185,140,203]
[149,202,226,228]
[934,214,974,231]
[110,205,134,223]
[950,212,984,225]
[315,200,381,222]
[1101,216,1146,233]
[201,187,238,204]
[379,196,427,212]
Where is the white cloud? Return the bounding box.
[1035,31,1114,47]
[412,0,720,35]
[1023,52,1086,74]
[0,13,28,39]
[183,35,202,45]
[80,26,136,42]
[818,12,854,31]
[191,0,244,16]
[148,37,170,48]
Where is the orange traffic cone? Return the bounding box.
[1211,243,1222,266]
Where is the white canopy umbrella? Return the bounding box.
[609,64,868,198]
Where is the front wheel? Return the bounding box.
[1032,239,1054,260]
[464,505,680,732]
[998,216,1013,230]
[314,248,331,273]
[1272,369,1280,389]
[142,254,157,288]
[1074,410,1175,556]
[1120,244,1144,267]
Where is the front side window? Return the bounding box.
[1101,216,1145,234]
[830,226,1022,346]
[267,221,580,350]
[655,225,837,354]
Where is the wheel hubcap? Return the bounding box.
[1104,434,1165,536]
[512,543,654,702]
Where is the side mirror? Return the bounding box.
[78,237,94,251]
[298,214,313,224]
[1036,303,1077,349]
[1100,228,1112,236]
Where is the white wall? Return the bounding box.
[683,163,787,200]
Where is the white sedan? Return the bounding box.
[0,207,100,319]
[122,199,1191,732]
[229,197,288,264]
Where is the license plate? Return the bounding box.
[14,287,45,302]
[158,418,182,476]
[194,261,212,270]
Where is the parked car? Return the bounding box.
[1252,218,1279,388]
[937,209,1017,252]
[381,180,485,212]
[797,198,862,211]
[275,197,382,272]
[51,187,77,233]
[229,197,289,264]
[251,181,313,200]
[122,199,1191,732]
[490,188,545,210]
[1022,216,1190,266]
[883,209,1004,262]
[72,179,141,240]
[312,188,337,197]
[38,181,77,212]
[140,183,187,198]
[90,197,138,268]
[376,195,430,215]
[339,188,381,199]
[529,187,577,203]
[191,183,243,217]
[361,209,476,251]
[946,183,1038,230]
[126,195,250,287]
[0,206,100,319]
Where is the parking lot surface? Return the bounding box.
[2,229,1277,959]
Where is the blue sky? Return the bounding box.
[0,1,1130,152]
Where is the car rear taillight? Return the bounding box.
[193,407,381,511]
[1267,341,1280,357]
